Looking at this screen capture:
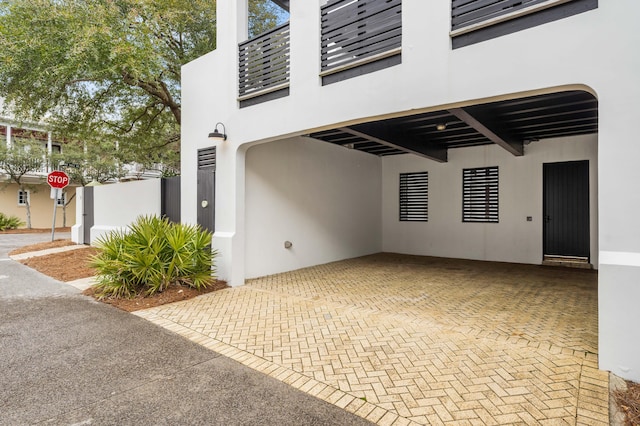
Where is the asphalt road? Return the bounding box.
[0,234,373,426]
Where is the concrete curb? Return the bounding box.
[9,244,88,261]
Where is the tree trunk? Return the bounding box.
[24,196,32,229]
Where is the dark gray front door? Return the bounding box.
[82,186,94,245]
[197,170,215,233]
[543,160,590,259]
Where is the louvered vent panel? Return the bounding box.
[399,171,428,222]
[462,166,499,223]
[198,147,216,170]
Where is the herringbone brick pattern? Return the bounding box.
[135,254,608,425]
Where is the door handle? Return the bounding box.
[544,215,551,223]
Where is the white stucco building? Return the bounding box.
[181,0,640,382]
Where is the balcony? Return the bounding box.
[238,22,290,108]
[237,0,402,107]
[320,0,402,85]
[451,0,598,48]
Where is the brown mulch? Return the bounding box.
[0,227,71,234]
[9,239,77,255]
[615,381,640,426]
[82,281,229,312]
[19,246,99,282]
[14,239,229,312]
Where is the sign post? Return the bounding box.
[47,170,70,242]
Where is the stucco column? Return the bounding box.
[211,143,247,287]
[597,86,640,382]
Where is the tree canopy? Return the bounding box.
[0,0,282,171]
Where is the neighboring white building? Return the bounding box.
[181,1,640,381]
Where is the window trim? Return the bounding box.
[56,191,66,206]
[17,189,30,206]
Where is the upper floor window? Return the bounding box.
[320,0,402,85]
[451,0,598,49]
[18,190,30,206]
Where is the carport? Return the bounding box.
[309,89,598,267]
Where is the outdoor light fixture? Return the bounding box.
[436,123,447,131]
[208,122,227,141]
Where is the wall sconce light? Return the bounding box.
[436,123,447,131]
[208,122,227,141]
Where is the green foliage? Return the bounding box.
[0,140,46,182]
[91,215,216,299]
[0,213,24,231]
[0,0,280,171]
[50,141,125,186]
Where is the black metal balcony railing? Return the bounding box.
[321,0,402,74]
[451,0,550,31]
[238,22,290,100]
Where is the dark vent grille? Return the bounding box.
[321,0,402,73]
[451,0,548,31]
[198,147,216,170]
[399,172,428,222]
[463,166,498,223]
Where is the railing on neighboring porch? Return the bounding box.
[320,0,402,81]
[238,22,290,106]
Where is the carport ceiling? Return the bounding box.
[308,90,597,162]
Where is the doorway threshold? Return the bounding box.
[542,255,592,269]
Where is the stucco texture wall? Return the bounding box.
[382,134,598,266]
[244,137,382,278]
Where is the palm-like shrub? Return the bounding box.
[0,212,24,230]
[91,215,216,298]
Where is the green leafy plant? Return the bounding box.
[0,212,25,231]
[91,215,216,299]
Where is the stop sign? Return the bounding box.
[47,170,70,189]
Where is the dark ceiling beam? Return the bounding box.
[448,108,523,156]
[342,123,448,162]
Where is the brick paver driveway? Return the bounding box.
[136,254,609,425]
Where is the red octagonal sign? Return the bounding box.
[47,170,70,189]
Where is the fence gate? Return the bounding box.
[161,176,181,223]
[82,186,94,245]
[197,147,216,233]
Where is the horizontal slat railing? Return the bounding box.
[452,0,550,30]
[238,22,290,99]
[321,0,402,74]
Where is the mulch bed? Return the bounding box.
[615,381,640,426]
[9,239,77,255]
[83,281,229,312]
[0,227,71,234]
[19,247,99,282]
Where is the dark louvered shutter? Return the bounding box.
[399,171,428,222]
[462,166,499,223]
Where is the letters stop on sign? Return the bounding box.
[47,171,70,189]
